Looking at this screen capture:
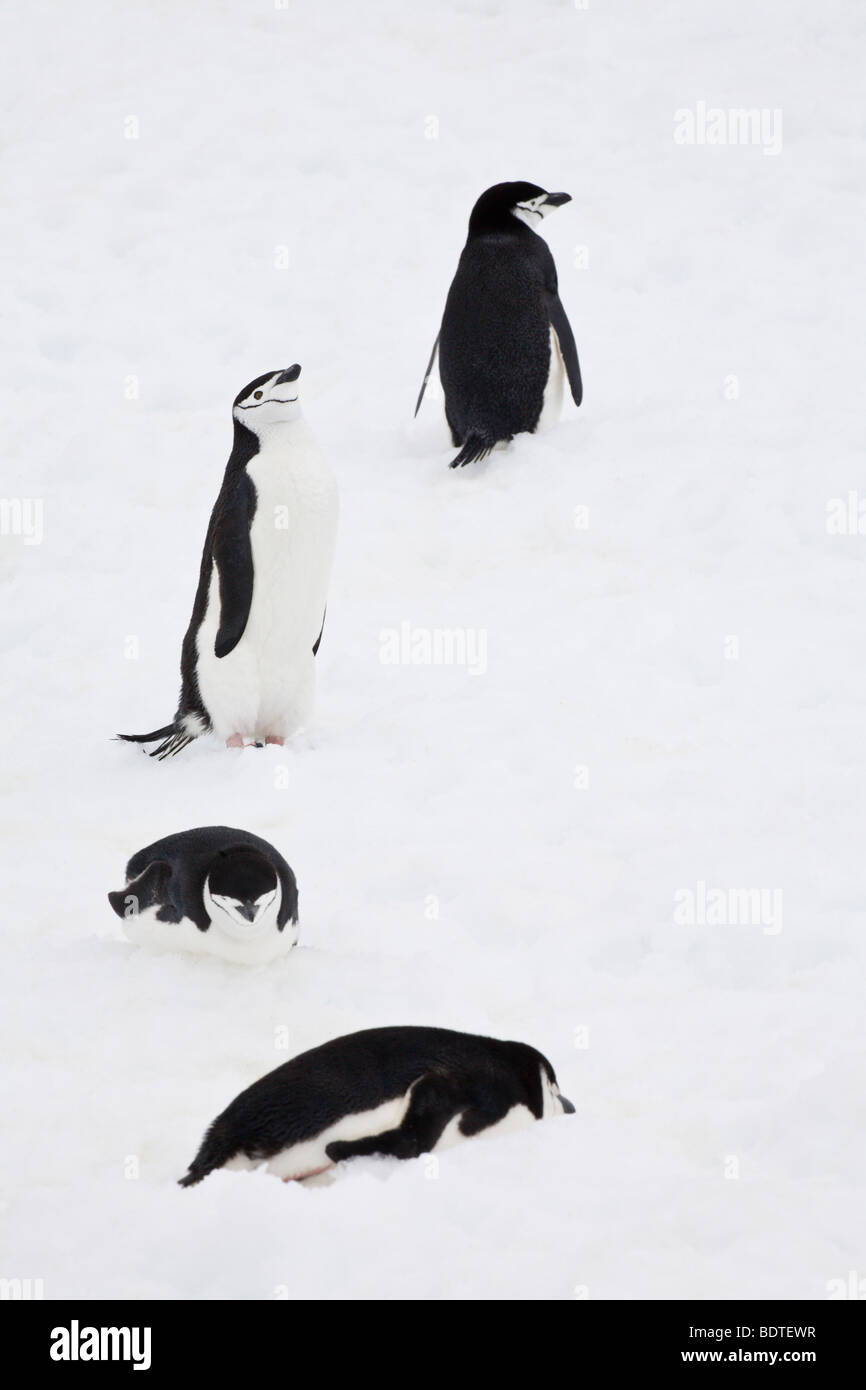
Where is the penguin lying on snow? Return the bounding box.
[119,366,338,757]
[416,181,582,467]
[179,1025,574,1185]
[109,826,299,964]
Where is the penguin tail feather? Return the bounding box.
[117,723,176,744]
[179,1122,236,1188]
[116,722,196,760]
[177,1167,206,1189]
[449,432,498,469]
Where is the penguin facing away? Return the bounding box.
[415,181,582,468]
[179,1025,574,1185]
[109,826,299,964]
[119,366,338,757]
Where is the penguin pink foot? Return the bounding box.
[226,734,244,748]
[282,1163,333,1183]
[266,736,285,746]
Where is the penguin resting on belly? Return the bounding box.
[178,1025,575,1186]
[415,181,582,467]
[119,365,338,756]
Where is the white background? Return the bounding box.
[2,0,864,1299]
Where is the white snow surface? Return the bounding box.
[2,0,865,1300]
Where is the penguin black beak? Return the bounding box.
[543,192,571,208]
[238,901,258,923]
[559,1094,576,1114]
[275,364,301,385]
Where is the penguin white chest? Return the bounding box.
[246,441,337,637]
[196,428,338,742]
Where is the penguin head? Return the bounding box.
[202,847,282,940]
[233,366,302,430]
[468,182,572,236]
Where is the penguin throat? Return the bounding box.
[511,204,548,230]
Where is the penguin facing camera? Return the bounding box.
[119,365,338,757]
[179,1025,574,1185]
[415,181,582,467]
[109,826,299,965]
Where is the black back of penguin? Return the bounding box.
[108,825,298,933]
[424,181,582,468]
[174,385,263,739]
[179,1025,572,1185]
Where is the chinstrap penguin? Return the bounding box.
[416,181,582,467]
[179,1025,574,1185]
[119,366,338,756]
[109,826,299,964]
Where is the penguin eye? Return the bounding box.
[253,390,263,400]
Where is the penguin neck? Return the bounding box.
[228,418,261,473]
[229,416,311,471]
[467,210,536,241]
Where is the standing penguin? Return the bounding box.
[108,826,299,964]
[415,181,582,467]
[119,366,338,756]
[179,1025,574,1185]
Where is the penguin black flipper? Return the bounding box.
[211,473,256,660]
[326,1072,460,1163]
[108,859,174,920]
[413,334,440,418]
[273,855,299,932]
[116,474,257,753]
[548,293,582,407]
